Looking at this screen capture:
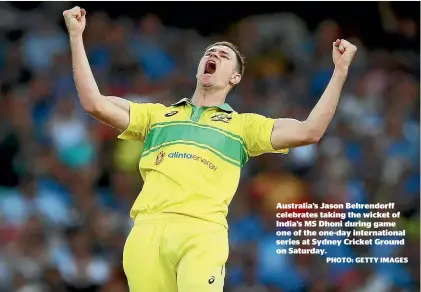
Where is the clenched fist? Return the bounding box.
[63,6,86,38]
[332,39,357,75]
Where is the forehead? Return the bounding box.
[205,45,236,58]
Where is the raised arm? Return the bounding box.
[270,39,357,150]
[64,6,129,131]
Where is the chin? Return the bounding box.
[199,75,215,87]
[200,81,214,88]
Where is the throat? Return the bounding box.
[191,88,227,107]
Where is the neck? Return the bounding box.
[191,86,228,107]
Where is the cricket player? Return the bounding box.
[63,6,357,292]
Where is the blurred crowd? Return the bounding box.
[0,2,419,292]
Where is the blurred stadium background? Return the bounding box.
[0,1,419,292]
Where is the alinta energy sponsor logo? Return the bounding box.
[168,152,217,171]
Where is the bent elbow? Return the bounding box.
[81,95,103,115]
[308,134,322,144]
[83,104,96,115]
[305,126,323,144]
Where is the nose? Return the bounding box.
[209,52,219,60]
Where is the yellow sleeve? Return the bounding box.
[242,113,289,157]
[117,102,159,141]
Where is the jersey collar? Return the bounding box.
[172,98,234,113]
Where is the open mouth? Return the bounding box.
[204,60,217,75]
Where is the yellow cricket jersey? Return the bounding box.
[118,98,288,228]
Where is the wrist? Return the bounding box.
[69,34,83,42]
[333,67,348,79]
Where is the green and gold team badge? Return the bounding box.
[155,151,165,165]
[211,114,232,123]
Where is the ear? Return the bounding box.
[229,72,241,86]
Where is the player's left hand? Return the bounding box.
[332,39,357,75]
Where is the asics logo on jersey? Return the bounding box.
[211,113,231,123]
[165,111,178,117]
[155,151,165,165]
[168,152,217,171]
[208,276,215,284]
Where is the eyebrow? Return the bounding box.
[205,48,231,58]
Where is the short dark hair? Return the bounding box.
[205,41,245,76]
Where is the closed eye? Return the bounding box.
[219,51,231,59]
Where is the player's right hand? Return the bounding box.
[63,6,86,38]
[332,39,357,75]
